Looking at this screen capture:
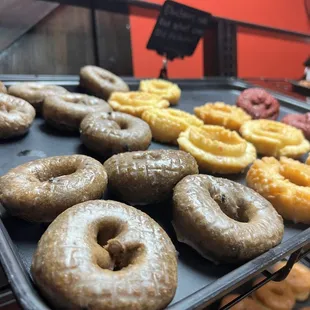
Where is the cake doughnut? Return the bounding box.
[80,65,129,99]
[0,155,107,222]
[0,81,7,93]
[31,200,178,310]
[282,113,310,140]
[194,102,251,131]
[273,261,310,301]
[0,93,35,139]
[236,88,280,120]
[173,175,284,263]
[104,150,198,205]
[109,91,169,117]
[246,157,310,224]
[43,93,112,131]
[177,125,256,174]
[139,79,181,105]
[8,83,68,112]
[80,111,152,157]
[141,108,203,144]
[252,278,295,310]
[240,119,310,158]
[220,294,264,310]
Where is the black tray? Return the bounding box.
[0,76,309,310]
[290,80,310,96]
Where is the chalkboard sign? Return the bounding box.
[147,0,212,60]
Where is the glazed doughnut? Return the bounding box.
[240,119,310,158]
[0,93,35,139]
[282,113,310,140]
[0,155,107,222]
[141,108,203,144]
[109,91,169,117]
[139,79,181,105]
[252,278,295,310]
[220,294,264,310]
[80,65,129,99]
[31,200,178,310]
[43,93,112,131]
[177,125,256,174]
[80,111,152,157]
[8,83,68,111]
[173,175,284,263]
[194,102,251,131]
[104,150,198,205]
[273,261,310,301]
[246,157,310,224]
[236,88,280,120]
[0,81,7,93]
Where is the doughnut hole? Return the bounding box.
[35,164,77,182]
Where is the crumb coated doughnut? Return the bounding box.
[104,150,198,205]
[177,125,256,174]
[109,91,169,117]
[247,157,310,224]
[220,294,264,310]
[0,93,35,139]
[0,81,7,93]
[240,119,310,158]
[8,83,68,111]
[139,79,181,105]
[142,108,203,144]
[31,200,178,310]
[80,66,129,99]
[236,88,280,120]
[252,278,295,310]
[282,112,310,140]
[43,93,112,131]
[80,111,152,157]
[0,155,107,222]
[194,102,251,131]
[173,175,284,263]
[273,261,310,301]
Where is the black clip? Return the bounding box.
[159,57,168,79]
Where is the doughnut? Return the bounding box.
[139,79,181,105]
[8,83,68,111]
[0,155,107,222]
[246,156,310,224]
[282,112,310,140]
[252,278,295,310]
[104,150,198,205]
[173,175,284,263]
[0,93,35,139]
[220,294,264,310]
[273,261,310,301]
[236,88,280,120]
[80,111,152,157]
[141,108,203,144]
[240,119,310,158]
[108,91,169,117]
[0,81,7,93]
[31,200,178,310]
[194,102,251,131]
[43,93,112,131]
[80,65,129,99]
[177,125,256,174]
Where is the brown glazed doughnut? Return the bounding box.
[8,83,68,111]
[0,155,107,222]
[43,93,112,131]
[236,88,280,120]
[80,111,152,157]
[104,150,198,205]
[80,66,129,99]
[220,294,264,310]
[173,175,284,263]
[0,81,7,93]
[282,112,310,140]
[31,200,178,310]
[0,93,35,139]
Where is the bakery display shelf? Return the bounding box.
[0,75,309,310]
[290,80,310,96]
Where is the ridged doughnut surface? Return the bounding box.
[31,200,178,310]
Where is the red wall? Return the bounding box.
[129,0,310,78]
